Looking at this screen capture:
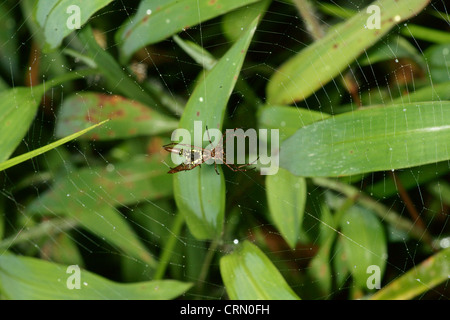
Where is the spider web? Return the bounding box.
[0,0,449,300]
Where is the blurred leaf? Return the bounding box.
[41,233,84,267]
[367,161,450,198]
[0,196,4,240]
[371,247,450,300]
[427,180,450,207]
[35,0,113,51]
[27,156,172,265]
[424,44,450,83]
[220,241,300,299]
[281,102,450,177]
[0,253,192,300]
[333,235,351,288]
[27,156,172,212]
[317,2,354,19]
[222,0,270,42]
[0,120,107,172]
[55,93,178,140]
[0,2,19,79]
[340,206,387,290]
[258,105,328,142]
[359,36,425,69]
[173,35,217,71]
[116,0,262,62]
[0,218,78,252]
[391,81,450,103]
[0,85,45,163]
[267,0,430,104]
[307,202,335,296]
[400,24,450,44]
[266,168,306,248]
[172,16,259,240]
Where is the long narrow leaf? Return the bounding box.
[0,120,108,172]
[281,102,450,177]
[172,16,259,240]
[267,0,430,104]
[0,253,191,300]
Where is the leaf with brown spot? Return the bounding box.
[55,92,178,140]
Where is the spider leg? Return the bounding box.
[214,162,220,175]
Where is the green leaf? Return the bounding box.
[359,36,425,69]
[307,202,335,296]
[220,241,300,300]
[35,0,113,51]
[0,85,45,163]
[428,180,450,207]
[116,0,262,62]
[267,0,430,104]
[266,168,306,248]
[0,120,108,172]
[0,253,192,300]
[41,233,85,267]
[27,156,172,265]
[55,93,178,140]
[280,102,450,177]
[371,247,450,300]
[391,82,450,103]
[340,206,387,290]
[172,16,259,240]
[173,35,217,71]
[424,44,450,83]
[0,2,19,79]
[400,24,450,44]
[0,70,99,164]
[257,105,329,142]
[221,0,270,42]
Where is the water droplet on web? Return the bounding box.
[395,59,399,63]
[199,97,204,102]
[83,282,88,286]
[233,239,239,244]
[146,9,152,15]
[394,15,401,22]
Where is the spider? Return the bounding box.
[163,126,257,175]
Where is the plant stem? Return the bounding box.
[153,213,185,280]
[197,238,220,289]
[390,171,427,231]
[293,0,325,41]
